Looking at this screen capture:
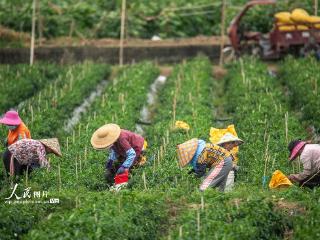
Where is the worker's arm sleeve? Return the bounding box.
[122,148,136,168]
[118,137,132,152]
[37,145,50,168]
[108,149,118,161]
[291,157,312,183]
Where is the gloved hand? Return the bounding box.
[233,165,240,172]
[105,160,113,170]
[116,166,128,175]
[288,174,298,184]
[195,163,207,178]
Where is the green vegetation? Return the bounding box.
[0,0,318,41]
[224,57,307,184]
[0,57,319,239]
[279,56,320,133]
[0,61,159,239]
[0,63,60,112]
[18,62,110,139]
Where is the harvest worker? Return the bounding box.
[0,110,31,146]
[177,133,244,192]
[287,139,320,188]
[91,123,147,187]
[3,138,62,176]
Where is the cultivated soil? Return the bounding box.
[41,36,227,47]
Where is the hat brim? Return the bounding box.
[39,139,62,157]
[91,124,121,149]
[0,117,21,126]
[217,139,244,146]
[289,141,306,161]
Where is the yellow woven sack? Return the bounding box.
[291,8,310,23]
[274,12,293,24]
[278,25,295,31]
[175,120,190,131]
[278,24,308,31]
[307,16,320,28]
[209,124,239,163]
[269,170,293,189]
[297,25,309,30]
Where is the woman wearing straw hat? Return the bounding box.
[287,139,320,188]
[3,138,62,176]
[0,110,31,146]
[91,124,147,186]
[177,133,244,192]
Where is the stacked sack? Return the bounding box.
[274,8,320,31]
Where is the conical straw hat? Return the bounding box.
[176,138,199,167]
[91,124,121,150]
[217,133,244,146]
[39,138,62,157]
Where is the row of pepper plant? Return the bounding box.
[279,56,320,133]
[130,56,296,239]
[23,57,215,239]
[219,57,320,239]
[0,63,61,113]
[0,62,110,183]
[8,62,166,240]
[0,62,110,239]
[18,62,111,139]
[1,57,319,239]
[132,56,319,239]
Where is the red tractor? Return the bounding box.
[228,0,320,59]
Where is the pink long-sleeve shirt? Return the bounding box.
[292,144,320,182]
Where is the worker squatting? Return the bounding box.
[1,110,320,191]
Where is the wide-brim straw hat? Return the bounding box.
[91,124,121,150]
[39,138,62,157]
[217,133,244,146]
[0,110,21,126]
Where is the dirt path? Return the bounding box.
[36,36,227,48]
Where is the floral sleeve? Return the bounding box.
[37,145,49,168]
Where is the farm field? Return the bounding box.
[0,56,319,239]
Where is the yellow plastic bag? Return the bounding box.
[209,124,239,163]
[274,12,293,24]
[175,121,190,131]
[143,140,148,150]
[278,24,308,31]
[269,170,293,189]
[291,8,310,23]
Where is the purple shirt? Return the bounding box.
[111,130,144,159]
